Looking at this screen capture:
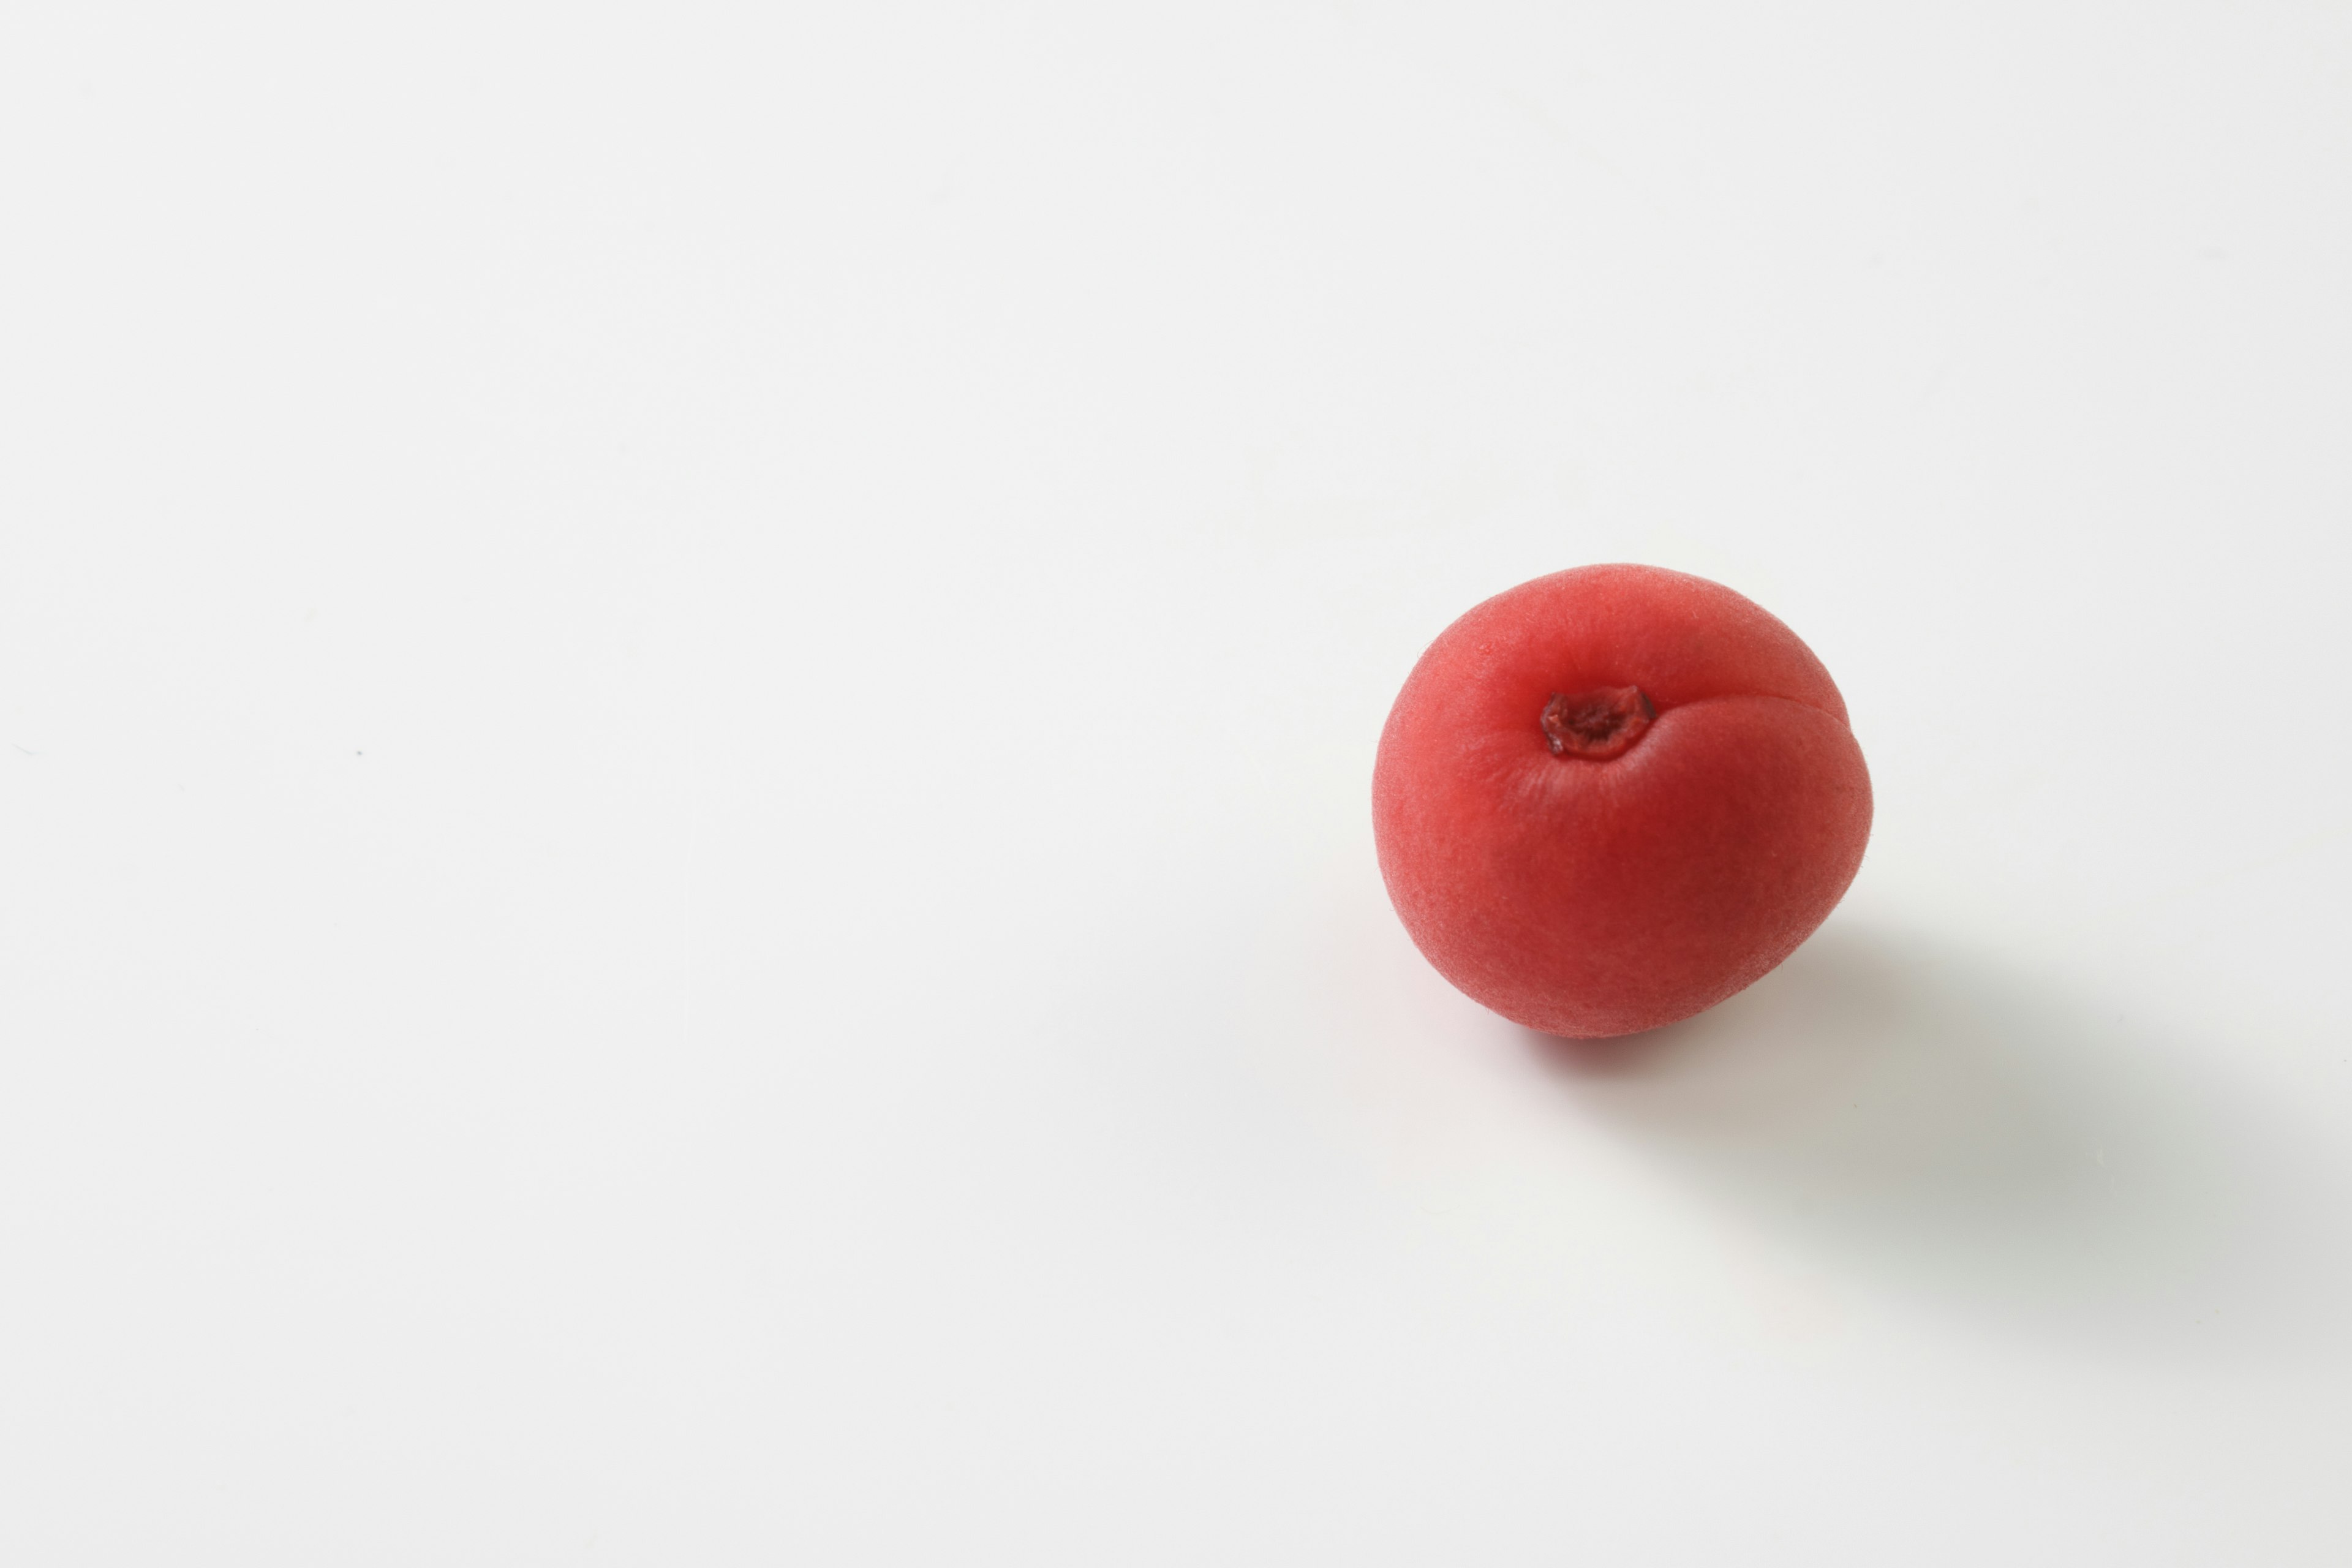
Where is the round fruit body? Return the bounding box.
[1372,564,1871,1039]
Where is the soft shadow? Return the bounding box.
[1525,924,2352,1359]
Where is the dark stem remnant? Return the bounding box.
[1541,685,1656,760]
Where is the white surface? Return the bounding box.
[6,2,2351,1561]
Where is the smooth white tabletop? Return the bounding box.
[6,4,2350,1561]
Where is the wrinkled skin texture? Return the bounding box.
[1373,565,1872,1038]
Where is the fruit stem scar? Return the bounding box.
[1542,686,1656,760]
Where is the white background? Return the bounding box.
[5,2,2351,1561]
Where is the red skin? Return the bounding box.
[1373,565,1871,1038]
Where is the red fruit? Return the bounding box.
[1372,564,1871,1038]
